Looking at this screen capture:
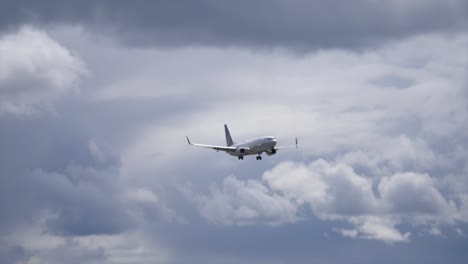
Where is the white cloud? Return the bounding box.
[0,26,87,115]
[261,160,464,242]
[187,158,466,243]
[264,160,378,219]
[378,172,457,219]
[348,216,411,243]
[335,135,445,180]
[186,176,301,226]
[110,33,468,180]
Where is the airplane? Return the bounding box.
[186,124,298,160]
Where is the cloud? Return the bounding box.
[0,137,179,263]
[262,159,464,242]
[347,216,411,242]
[0,10,467,262]
[23,152,129,237]
[264,160,378,218]
[378,172,457,218]
[28,239,106,264]
[456,195,468,222]
[186,158,465,243]
[185,176,301,226]
[107,32,467,176]
[0,245,31,264]
[0,26,86,115]
[0,1,466,51]
[125,188,160,204]
[2,224,171,264]
[0,136,178,237]
[67,28,465,246]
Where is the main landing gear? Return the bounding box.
[238,155,262,160]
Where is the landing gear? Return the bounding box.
[238,156,244,160]
[256,155,262,160]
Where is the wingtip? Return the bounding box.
[295,137,298,148]
[186,136,192,145]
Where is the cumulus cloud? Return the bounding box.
[378,172,458,218]
[264,160,378,218]
[187,159,465,243]
[347,216,411,242]
[264,160,465,242]
[185,176,301,226]
[0,26,87,115]
[262,160,459,241]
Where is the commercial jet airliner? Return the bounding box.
[186,124,298,160]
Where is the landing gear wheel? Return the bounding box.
[256,156,262,160]
[238,156,244,160]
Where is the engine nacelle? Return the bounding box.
[235,148,249,155]
[266,148,277,156]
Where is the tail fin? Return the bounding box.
[224,124,234,146]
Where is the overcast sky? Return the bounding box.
[1,1,468,263]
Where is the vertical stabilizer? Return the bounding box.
[224,124,234,146]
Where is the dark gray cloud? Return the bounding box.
[0,0,466,50]
[0,246,31,264]
[0,140,129,237]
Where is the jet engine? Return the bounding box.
[266,148,277,156]
[235,148,248,155]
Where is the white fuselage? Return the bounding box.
[228,136,277,157]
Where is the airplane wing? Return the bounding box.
[274,137,298,150]
[186,136,237,152]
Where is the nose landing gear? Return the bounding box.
[256,155,262,160]
[238,156,244,160]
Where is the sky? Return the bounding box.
[0,1,467,263]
